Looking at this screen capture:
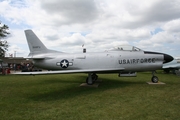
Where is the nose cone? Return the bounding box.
[144,51,173,64]
[163,54,174,63]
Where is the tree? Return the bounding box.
[0,21,10,57]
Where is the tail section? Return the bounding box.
[25,30,48,54]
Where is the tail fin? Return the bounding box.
[25,30,48,54]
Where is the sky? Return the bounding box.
[0,0,180,57]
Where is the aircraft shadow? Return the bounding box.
[28,76,146,102]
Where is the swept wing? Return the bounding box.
[13,68,124,75]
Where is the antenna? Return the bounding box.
[82,44,86,53]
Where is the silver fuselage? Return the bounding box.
[32,50,163,72]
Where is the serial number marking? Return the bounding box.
[33,46,41,48]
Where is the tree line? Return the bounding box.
[0,21,10,57]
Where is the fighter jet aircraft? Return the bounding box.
[14,30,173,85]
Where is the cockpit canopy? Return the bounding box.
[109,45,142,51]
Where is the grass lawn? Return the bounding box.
[0,71,179,120]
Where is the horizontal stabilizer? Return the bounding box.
[25,56,53,60]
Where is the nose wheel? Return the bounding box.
[151,76,158,83]
[151,71,159,83]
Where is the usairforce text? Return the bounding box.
[119,58,156,64]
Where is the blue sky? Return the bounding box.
[0,0,180,57]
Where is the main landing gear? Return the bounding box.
[86,73,98,85]
[151,71,159,83]
[85,71,159,84]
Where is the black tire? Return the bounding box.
[91,74,98,81]
[86,78,93,85]
[151,76,158,83]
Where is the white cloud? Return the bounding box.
[0,0,180,57]
[163,19,180,33]
[4,29,29,57]
[39,0,99,25]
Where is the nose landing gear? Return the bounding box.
[151,71,159,83]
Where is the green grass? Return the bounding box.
[0,71,179,120]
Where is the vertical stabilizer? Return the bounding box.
[25,30,48,54]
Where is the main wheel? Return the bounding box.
[92,74,98,81]
[86,77,94,85]
[151,76,158,83]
